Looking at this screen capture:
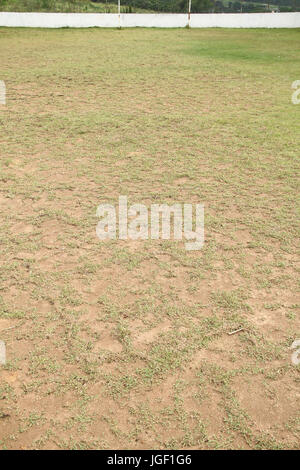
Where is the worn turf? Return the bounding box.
[0,27,299,450]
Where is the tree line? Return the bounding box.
[1,0,299,13]
[96,0,300,12]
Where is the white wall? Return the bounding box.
[190,13,300,28]
[0,12,299,29]
[122,13,188,28]
[0,13,120,28]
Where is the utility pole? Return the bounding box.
[118,0,121,28]
[188,0,192,26]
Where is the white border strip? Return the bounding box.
[0,12,299,28]
[0,340,6,365]
[0,80,6,105]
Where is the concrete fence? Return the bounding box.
[0,12,299,29]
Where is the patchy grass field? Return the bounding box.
[0,27,299,450]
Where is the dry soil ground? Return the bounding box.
[0,27,299,450]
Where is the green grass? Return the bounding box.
[0,27,299,450]
[0,0,153,13]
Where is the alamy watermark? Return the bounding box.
[291,80,300,105]
[96,196,204,251]
[0,80,6,105]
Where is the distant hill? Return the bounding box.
[0,1,153,14]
